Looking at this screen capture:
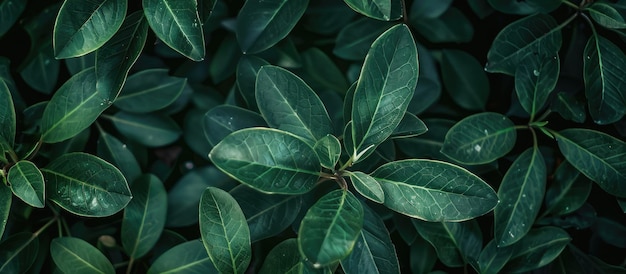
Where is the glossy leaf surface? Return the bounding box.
[8,160,45,208]
[313,135,341,169]
[515,55,559,117]
[391,112,428,139]
[501,226,570,272]
[148,240,217,274]
[110,111,182,147]
[372,159,498,221]
[51,237,114,274]
[115,69,186,113]
[259,239,305,274]
[199,187,251,274]
[343,0,401,21]
[413,219,482,267]
[0,232,38,274]
[209,128,321,194]
[441,49,490,111]
[0,80,15,147]
[588,2,626,29]
[43,152,131,217]
[348,171,384,204]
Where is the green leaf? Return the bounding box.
[409,44,441,114]
[348,171,384,204]
[593,217,626,248]
[410,7,474,43]
[96,130,142,183]
[200,187,251,274]
[494,147,546,247]
[477,239,515,274]
[230,185,302,243]
[303,0,355,35]
[109,111,182,147]
[333,18,394,61]
[19,40,59,94]
[148,240,217,274]
[122,174,167,259]
[552,92,586,123]
[50,237,115,274]
[340,202,400,274]
[236,56,269,110]
[256,65,333,145]
[343,0,401,21]
[410,237,438,274]
[203,105,267,147]
[0,57,23,112]
[441,49,490,111]
[313,135,341,170]
[209,35,241,83]
[486,14,562,75]
[588,2,626,29]
[501,226,570,273]
[351,24,418,162]
[413,220,482,268]
[0,184,10,239]
[544,161,592,216]
[65,53,95,76]
[260,238,305,274]
[53,0,127,58]
[95,11,149,98]
[371,159,498,221]
[0,232,39,274]
[0,0,26,38]
[410,0,453,19]
[555,129,626,197]
[8,160,45,208]
[0,79,15,147]
[298,190,364,267]
[299,48,349,95]
[391,112,428,139]
[583,35,626,124]
[210,128,320,194]
[40,67,110,143]
[143,0,205,61]
[43,152,131,217]
[441,112,517,165]
[114,69,186,113]
[236,0,309,54]
[487,0,561,15]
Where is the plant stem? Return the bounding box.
[126,257,135,274]
[562,0,580,9]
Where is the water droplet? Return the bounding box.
[522,194,527,198]
[533,69,540,76]
[473,144,482,152]
[508,231,515,238]
[586,56,591,60]
[121,144,127,149]
[44,59,50,65]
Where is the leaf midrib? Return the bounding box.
[55,241,106,274]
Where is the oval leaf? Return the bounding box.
[209,128,321,194]
[298,190,364,267]
[50,237,115,274]
[203,105,267,147]
[391,112,428,139]
[552,92,586,123]
[441,49,490,111]
[143,0,205,60]
[441,112,517,165]
[259,238,305,274]
[372,159,499,221]
[200,187,251,274]
[53,0,127,58]
[348,171,384,204]
[313,134,342,170]
[0,232,39,274]
[148,240,217,274]
[0,80,15,147]
[501,226,570,273]
[515,55,559,117]
[413,219,483,267]
[8,160,45,208]
[588,2,626,29]
[43,152,131,217]
[114,69,186,113]
[96,130,142,183]
[110,111,182,147]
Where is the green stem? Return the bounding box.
[561,0,580,9]
[401,0,409,24]
[24,139,43,161]
[126,257,135,274]
[534,109,552,124]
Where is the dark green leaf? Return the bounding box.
[8,160,45,208]
[0,232,39,274]
[333,18,394,61]
[588,2,626,29]
[486,14,562,75]
[0,0,26,38]
[184,108,213,159]
[348,171,384,204]
[298,190,364,267]
[555,129,626,197]
[96,130,142,183]
[410,237,438,274]
[413,219,482,267]
[351,24,418,162]
[65,53,95,76]
[122,174,167,259]
[313,135,341,169]
[478,239,515,274]
[236,0,308,54]
[109,111,182,147]
[0,78,15,147]
[409,45,441,114]
[200,187,251,274]
[494,147,546,247]
[501,226,570,273]
[441,112,517,164]
[583,35,626,124]
[43,152,131,217]
[469,0,494,19]
[391,112,428,139]
[143,0,205,60]
[114,69,186,113]
[593,217,626,248]
[50,237,114,274]
[0,184,9,239]
[209,35,241,83]
[48,128,90,160]
[148,240,217,274]
[300,48,349,94]
[411,7,474,43]
[0,57,23,112]
[371,159,499,221]
[19,40,59,94]
[40,67,109,143]
[53,0,127,58]
[343,0,401,21]
[552,92,586,123]
[236,56,269,110]
[441,49,490,111]
[487,0,561,15]
[260,238,307,274]
[410,0,453,19]
[544,161,592,216]
[203,105,267,147]
[303,0,355,35]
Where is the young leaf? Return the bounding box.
[199,187,251,274]
[515,55,559,118]
[143,0,205,61]
[583,35,626,124]
[298,190,364,267]
[441,112,517,164]
[0,80,15,147]
[347,171,384,204]
[114,69,186,113]
[8,160,45,208]
[122,174,167,259]
[588,2,626,29]
[440,49,490,111]
[148,240,217,274]
[413,219,483,268]
[391,112,428,139]
[96,130,142,183]
[313,135,341,170]
[477,239,515,274]
[50,237,115,274]
[53,0,127,58]
[494,147,546,247]
[500,226,570,272]
[343,0,401,21]
[209,128,321,195]
[236,0,309,54]
[43,152,131,217]
[486,14,561,75]
[109,111,182,147]
[551,92,586,123]
[203,105,267,147]
[333,18,395,61]
[0,232,39,273]
[555,129,626,197]
[351,24,418,162]
[371,159,499,221]
[0,0,26,38]
[544,161,592,216]
[236,56,269,110]
[0,184,10,239]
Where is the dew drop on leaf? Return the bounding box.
[533,69,540,76]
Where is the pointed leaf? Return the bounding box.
[53,0,127,58]
[114,69,186,113]
[43,152,131,217]
[256,65,333,145]
[348,171,384,204]
[486,14,562,75]
[477,239,515,274]
[0,232,39,273]
[50,237,114,274]
[441,49,490,111]
[494,147,546,247]
[343,0,401,21]
[8,160,45,208]
[0,80,15,147]
[313,135,341,170]
[0,0,26,38]
[200,187,251,274]
[236,56,269,110]
[96,131,142,183]
[298,190,364,267]
[0,184,10,239]
[515,55,560,117]
[236,0,308,54]
[351,24,418,162]
[143,0,205,60]
[544,161,592,216]
[109,111,182,147]
[588,2,626,29]
[372,159,498,221]
[552,91,586,123]
[555,129,626,197]
[413,219,482,268]
[209,128,321,194]
[148,240,217,274]
[391,112,428,139]
[203,105,267,147]
[441,112,517,165]
[501,226,570,273]
[333,18,394,61]
[583,35,626,124]
[122,174,167,259]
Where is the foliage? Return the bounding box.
[0,0,626,273]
